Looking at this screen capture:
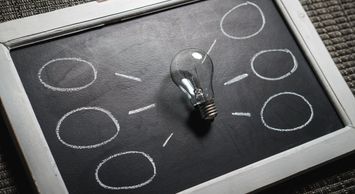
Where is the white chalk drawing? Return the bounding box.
[202,39,217,63]
[95,151,156,190]
[38,58,97,92]
[224,73,249,86]
[261,92,314,132]
[251,49,298,81]
[220,2,265,40]
[56,107,120,149]
[162,133,174,147]
[128,104,156,115]
[232,112,251,117]
[114,72,142,82]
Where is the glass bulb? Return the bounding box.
[170,48,217,120]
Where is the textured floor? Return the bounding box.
[299,169,355,194]
[0,150,18,194]
[301,0,355,94]
[0,0,354,193]
[0,0,92,22]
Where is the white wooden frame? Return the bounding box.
[0,0,354,193]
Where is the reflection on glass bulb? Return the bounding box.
[170,48,217,120]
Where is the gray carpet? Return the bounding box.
[299,169,355,194]
[0,0,92,22]
[0,0,354,193]
[301,0,355,94]
[0,150,17,194]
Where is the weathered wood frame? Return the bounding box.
[0,0,354,193]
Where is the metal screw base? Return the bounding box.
[196,100,218,120]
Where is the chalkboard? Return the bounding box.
[10,0,343,193]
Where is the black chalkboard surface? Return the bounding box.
[10,0,343,193]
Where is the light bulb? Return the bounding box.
[170,48,217,120]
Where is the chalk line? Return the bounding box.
[95,151,156,190]
[114,72,142,82]
[56,107,120,149]
[220,1,265,40]
[260,92,314,132]
[38,58,97,92]
[224,73,248,86]
[206,39,217,56]
[128,104,156,115]
[232,112,251,117]
[162,133,174,147]
[251,49,298,81]
[202,39,217,63]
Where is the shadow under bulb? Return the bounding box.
[170,48,218,121]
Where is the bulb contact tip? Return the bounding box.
[197,100,218,121]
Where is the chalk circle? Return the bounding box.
[95,151,156,190]
[220,1,265,40]
[38,58,97,92]
[56,107,119,149]
[261,92,314,132]
[251,49,298,81]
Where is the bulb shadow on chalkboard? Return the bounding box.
[156,75,211,137]
[187,109,212,137]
